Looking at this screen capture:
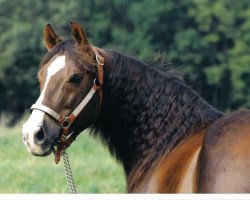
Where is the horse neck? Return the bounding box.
[92,50,223,182]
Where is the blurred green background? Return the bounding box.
[1,0,250,193]
[0,119,125,193]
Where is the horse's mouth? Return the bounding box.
[25,139,54,157]
[30,146,54,157]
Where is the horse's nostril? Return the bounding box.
[34,128,46,143]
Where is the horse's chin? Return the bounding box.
[31,147,54,157]
[27,143,54,157]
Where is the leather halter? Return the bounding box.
[31,46,104,164]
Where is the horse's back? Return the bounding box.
[198,109,250,193]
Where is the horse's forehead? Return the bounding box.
[46,55,66,76]
[36,55,66,104]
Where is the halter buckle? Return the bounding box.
[61,131,74,141]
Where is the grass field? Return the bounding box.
[0,120,126,193]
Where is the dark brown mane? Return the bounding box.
[89,50,223,189]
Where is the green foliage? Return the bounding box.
[1,0,250,122]
[0,122,125,193]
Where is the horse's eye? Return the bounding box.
[69,75,83,85]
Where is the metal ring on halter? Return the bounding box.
[95,55,104,66]
[61,117,72,129]
[94,78,101,87]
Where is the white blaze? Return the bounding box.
[22,55,65,154]
[36,55,66,104]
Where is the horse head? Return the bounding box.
[22,22,103,161]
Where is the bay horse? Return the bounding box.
[22,22,250,193]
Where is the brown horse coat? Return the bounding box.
[130,110,250,193]
[198,110,250,193]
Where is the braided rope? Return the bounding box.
[62,151,77,194]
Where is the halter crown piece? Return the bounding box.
[31,46,104,164]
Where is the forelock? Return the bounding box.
[40,40,96,73]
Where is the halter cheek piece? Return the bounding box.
[31,46,104,164]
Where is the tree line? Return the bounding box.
[1,0,250,124]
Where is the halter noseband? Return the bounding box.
[31,46,104,164]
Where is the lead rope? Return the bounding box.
[62,151,77,194]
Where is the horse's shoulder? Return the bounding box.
[198,109,250,192]
[141,130,206,193]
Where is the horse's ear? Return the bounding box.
[70,21,90,46]
[43,24,62,50]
